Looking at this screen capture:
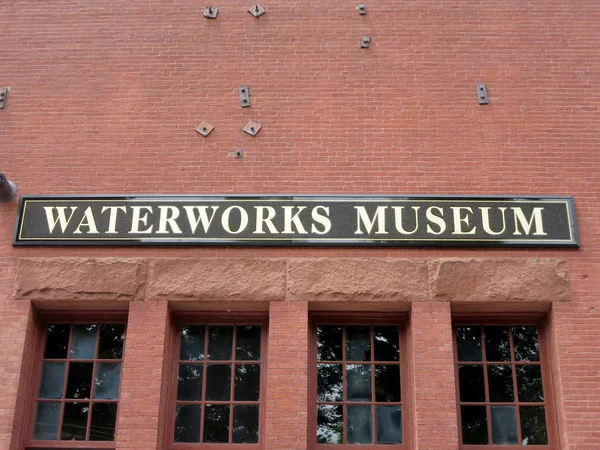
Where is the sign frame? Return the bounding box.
[12,194,580,248]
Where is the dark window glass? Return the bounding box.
[44,324,70,359]
[70,324,97,359]
[173,322,263,444]
[314,323,404,446]
[61,402,89,440]
[513,326,540,362]
[90,402,117,441]
[460,405,488,445]
[236,326,261,361]
[207,326,233,360]
[203,404,230,443]
[346,326,371,361]
[484,326,510,362]
[32,322,125,442]
[232,405,259,443]
[98,324,125,359]
[174,404,201,443]
[455,323,551,447]
[317,326,343,361]
[317,405,343,444]
[520,406,548,445]
[180,325,205,361]
[456,326,482,362]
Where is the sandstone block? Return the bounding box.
[147,258,286,302]
[287,258,429,302]
[14,258,147,301]
[428,258,570,303]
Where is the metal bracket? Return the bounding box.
[239,85,250,107]
[249,5,266,17]
[361,36,371,48]
[234,149,243,158]
[0,88,7,109]
[358,4,367,15]
[476,83,488,105]
[243,120,262,136]
[195,121,214,137]
[204,6,218,18]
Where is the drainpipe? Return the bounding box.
[0,173,16,202]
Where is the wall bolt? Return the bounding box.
[0,88,7,109]
[476,83,488,105]
[204,6,218,18]
[249,4,266,17]
[239,85,251,107]
[243,120,262,136]
[358,4,367,14]
[361,36,371,48]
[195,121,214,136]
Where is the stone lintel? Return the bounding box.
[147,258,287,302]
[14,258,147,301]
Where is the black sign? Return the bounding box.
[13,195,579,247]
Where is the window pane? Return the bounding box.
[456,326,482,362]
[347,405,372,444]
[234,364,260,401]
[346,364,372,402]
[513,326,540,362]
[374,326,399,361]
[458,365,485,402]
[177,364,204,401]
[94,362,121,400]
[346,326,371,361]
[33,402,61,440]
[203,404,230,443]
[487,365,514,402]
[66,362,93,399]
[375,365,400,402]
[180,325,205,361]
[460,405,488,445]
[70,324,97,359]
[236,326,261,361]
[174,404,201,443]
[317,405,343,444]
[38,362,66,399]
[376,406,402,444]
[491,405,518,445]
[207,326,234,360]
[317,326,343,361]
[61,402,89,441]
[484,326,510,362]
[90,402,117,441]
[517,365,544,402]
[98,324,125,359]
[44,324,70,359]
[206,364,231,401]
[520,406,548,445]
[232,405,259,443]
[317,364,342,402]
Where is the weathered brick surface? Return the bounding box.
[410,302,459,450]
[0,0,599,448]
[265,301,308,449]
[115,301,170,450]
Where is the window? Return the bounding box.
[170,316,266,447]
[310,316,410,448]
[28,317,126,446]
[453,319,556,447]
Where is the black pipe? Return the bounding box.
[0,173,16,201]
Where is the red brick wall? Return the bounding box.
[1,0,599,449]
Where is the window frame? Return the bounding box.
[25,311,128,449]
[452,314,558,449]
[309,313,413,450]
[167,312,268,450]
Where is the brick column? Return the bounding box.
[410,302,459,450]
[116,300,171,450]
[265,301,308,449]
